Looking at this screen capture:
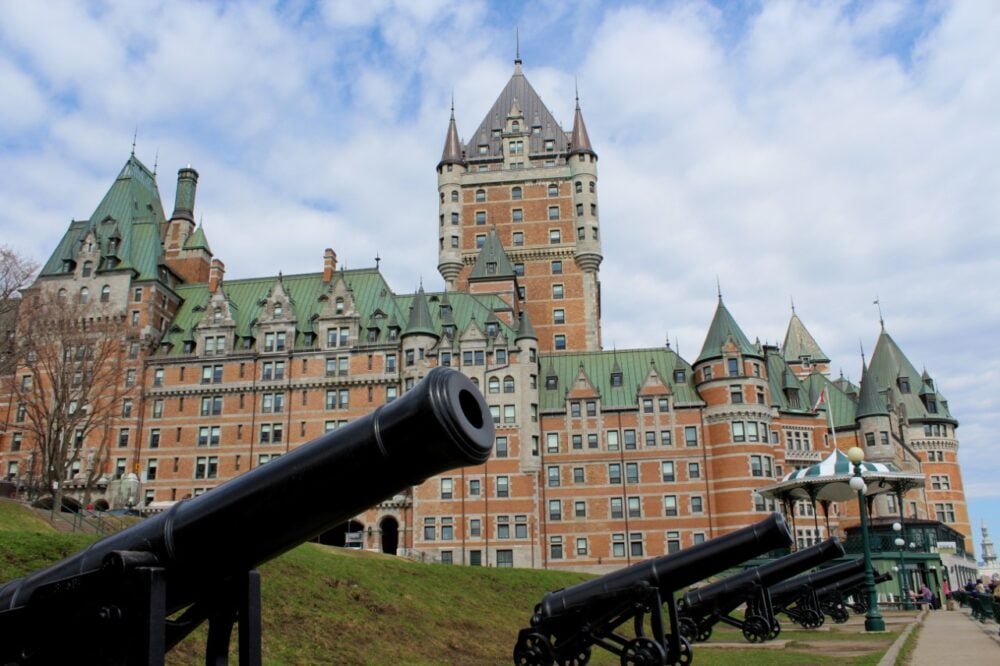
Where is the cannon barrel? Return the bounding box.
[769,557,866,603]
[0,366,493,616]
[682,537,845,614]
[815,569,891,600]
[537,513,791,622]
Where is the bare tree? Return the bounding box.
[8,292,133,509]
[0,246,37,374]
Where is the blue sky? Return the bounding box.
[2,0,998,558]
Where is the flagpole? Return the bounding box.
[820,388,837,541]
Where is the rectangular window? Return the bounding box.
[440,478,453,499]
[548,499,562,521]
[608,463,622,485]
[496,476,509,498]
[587,433,599,449]
[685,426,698,447]
[627,496,641,518]
[691,496,704,513]
[423,518,436,541]
[495,436,508,457]
[612,533,625,558]
[118,428,130,448]
[645,432,656,447]
[572,435,582,450]
[626,462,639,484]
[576,537,588,556]
[547,466,560,487]
[549,536,563,560]
[469,518,481,537]
[441,517,454,540]
[570,402,581,417]
[728,358,740,376]
[574,500,586,518]
[610,497,623,519]
[554,334,566,350]
[688,462,701,479]
[730,385,743,403]
[548,206,559,221]
[661,431,672,446]
[624,430,637,450]
[666,531,681,554]
[662,461,675,482]
[148,428,160,449]
[546,433,559,453]
[496,550,514,568]
[732,421,745,442]
[664,495,678,516]
[573,467,584,483]
[503,405,516,424]
[553,308,565,324]
[586,401,597,417]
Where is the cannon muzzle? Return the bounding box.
[769,556,866,603]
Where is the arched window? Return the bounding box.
[273,303,283,317]
[504,376,515,393]
[79,287,89,304]
[58,288,67,302]
[512,120,520,133]
[548,184,558,197]
[511,186,522,200]
[335,297,344,314]
[470,377,479,387]
[475,189,486,202]
[100,285,111,303]
[488,377,500,394]
[575,181,583,193]
[450,190,459,202]
[82,261,93,277]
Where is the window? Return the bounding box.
[931,475,951,490]
[475,189,486,202]
[503,405,516,424]
[549,499,562,521]
[552,284,564,299]
[645,432,656,447]
[880,431,890,446]
[194,456,219,480]
[688,462,701,479]
[865,432,876,447]
[674,369,686,382]
[440,518,454,540]
[547,466,560,487]
[553,308,565,324]
[587,433,599,449]
[629,532,644,557]
[475,210,486,225]
[554,334,566,350]
[642,398,654,413]
[148,428,160,449]
[571,435,582,450]
[576,203,584,217]
[661,431,672,446]
[546,433,560,453]
[624,430,637,450]
[612,533,626,557]
[610,497,623,519]
[626,462,639,484]
[666,531,681,554]
[496,476,509,497]
[511,208,523,223]
[423,518,436,540]
[503,376,514,392]
[664,495,678,516]
[121,398,133,418]
[496,550,514,568]
[627,496,641,518]
[586,401,597,417]
[118,428,130,448]
[691,496,704,513]
[935,503,956,523]
[551,260,562,274]
[732,422,745,442]
[201,395,224,416]
[259,423,283,444]
[441,478,453,499]
[730,385,743,404]
[685,426,698,447]
[728,357,740,376]
[152,399,164,419]
[81,260,93,277]
[662,461,675,482]
[475,234,486,248]
[608,463,621,485]
[512,231,524,246]
[468,518,482,537]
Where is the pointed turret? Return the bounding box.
[438,103,464,170]
[855,363,889,420]
[869,328,956,422]
[568,94,596,159]
[469,229,516,280]
[403,286,438,339]
[783,312,829,365]
[515,310,537,342]
[696,297,757,363]
[183,223,212,253]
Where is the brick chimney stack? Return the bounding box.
[208,258,225,293]
[323,248,338,282]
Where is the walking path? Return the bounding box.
[904,606,999,665]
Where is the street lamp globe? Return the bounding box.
[892,522,902,532]
[847,446,865,464]
[850,476,866,491]
[895,537,905,547]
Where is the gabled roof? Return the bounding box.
[539,348,700,411]
[465,60,569,159]
[783,313,829,363]
[801,371,857,429]
[765,350,813,414]
[183,224,212,253]
[868,329,956,423]
[469,229,516,280]
[696,298,757,363]
[40,154,167,281]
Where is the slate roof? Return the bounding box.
[696,298,758,363]
[539,348,699,411]
[867,329,956,424]
[783,313,829,363]
[403,286,437,338]
[801,371,857,429]
[40,154,167,281]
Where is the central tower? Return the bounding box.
[437,56,603,353]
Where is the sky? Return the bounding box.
[1,0,998,557]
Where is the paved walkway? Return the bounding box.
[907,607,999,665]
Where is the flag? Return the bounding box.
[812,389,826,413]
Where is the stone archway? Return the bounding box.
[380,516,399,555]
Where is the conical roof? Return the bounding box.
[184,224,212,253]
[438,104,464,169]
[515,310,537,341]
[868,329,955,422]
[403,286,437,338]
[696,298,757,363]
[568,97,596,158]
[783,313,829,363]
[855,362,889,420]
[469,229,516,280]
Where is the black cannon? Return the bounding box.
[513,513,792,666]
[677,537,845,643]
[769,558,866,628]
[816,569,892,621]
[0,367,494,666]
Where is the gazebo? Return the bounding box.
[757,449,925,541]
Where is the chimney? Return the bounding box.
[208,258,225,293]
[171,166,199,221]
[323,248,338,282]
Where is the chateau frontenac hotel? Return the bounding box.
[0,58,972,572]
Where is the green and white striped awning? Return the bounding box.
[784,449,900,481]
[757,448,924,502]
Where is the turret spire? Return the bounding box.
[438,101,464,169]
[568,84,596,158]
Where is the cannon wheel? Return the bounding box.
[667,636,692,666]
[768,621,781,641]
[557,646,591,666]
[830,606,849,624]
[514,632,556,666]
[678,617,698,641]
[800,609,824,629]
[620,637,666,666]
[741,616,770,643]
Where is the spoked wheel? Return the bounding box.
[741,615,770,643]
[767,621,781,641]
[514,632,556,666]
[800,609,824,629]
[557,646,591,666]
[830,606,850,624]
[666,636,693,666]
[620,637,666,666]
[678,617,698,641]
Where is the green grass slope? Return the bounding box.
[0,499,57,533]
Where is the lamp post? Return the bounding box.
[847,446,886,631]
[893,522,911,609]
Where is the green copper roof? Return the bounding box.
[696,298,757,363]
[40,154,167,281]
[867,329,956,424]
[855,362,889,420]
[183,224,212,253]
[539,348,699,411]
[783,313,829,363]
[403,286,438,338]
[802,372,857,429]
[515,310,537,341]
[469,229,516,280]
[765,350,813,414]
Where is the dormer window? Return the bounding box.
[924,396,938,413]
[487,262,497,275]
[478,144,488,155]
[545,375,558,390]
[544,139,554,152]
[511,120,520,133]
[439,305,451,318]
[486,322,498,336]
[335,297,344,314]
[213,308,222,324]
[727,358,740,377]
[82,261,93,277]
[898,377,911,393]
[108,238,119,253]
[274,303,283,318]
[611,371,623,387]
[388,327,399,342]
[674,369,686,383]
